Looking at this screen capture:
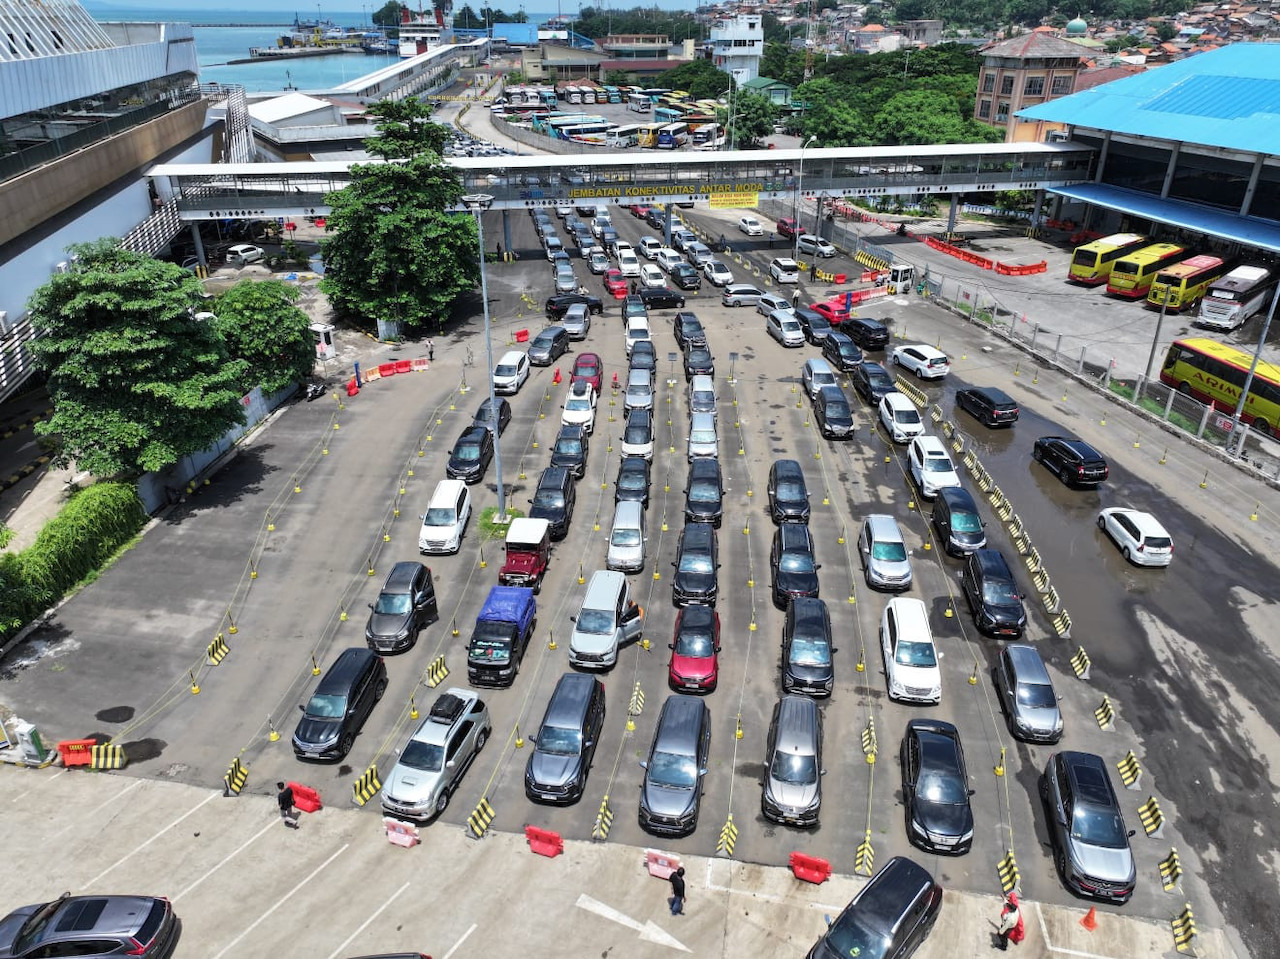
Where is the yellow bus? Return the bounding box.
[1067,232,1148,285]
[635,122,665,148]
[1160,337,1280,438]
[1147,254,1232,311]
[1106,243,1188,299]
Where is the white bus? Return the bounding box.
[606,124,643,149]
[691,122,721,147]
[566,85,584,105]
[627,92,652,113]
[1197,265,1277,331]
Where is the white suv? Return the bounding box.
[907,435,961,499]
[561,379,598,433]
[655,247,683,274]
[880,598,942,704]
[492,350,530,394]
[766,309,805,348]
[380,688,492,821]
[893,344,951,379]
[879,392,925,444]
[770,257,800,283]
[638,236,662,259]
[618,249,641,277]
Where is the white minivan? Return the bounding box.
[569,570,645,668]
[606,500,646,572]
[419,479,471,554]
[687,411,718,460]
[625,317,652,357]
[493,350,530,394]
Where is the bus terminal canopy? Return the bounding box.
[1049,182,1280,255]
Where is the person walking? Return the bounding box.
[996,894,1023,950]
[276,781,299,829]
[668,866,686,916]
[496,242,503,261]
[427,339,435,361]
[791,289,801,309]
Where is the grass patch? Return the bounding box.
[1110,381,1205,435]
[0,525,13,550]
[479,505,525,541]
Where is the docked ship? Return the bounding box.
[399,3,453,58]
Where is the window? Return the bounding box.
[1051,75,1073,95]
[1024,76,1045,96]
[996,102,1010,122]
[978,100,991,119]
[982,73,995,93]
[1000,75,1014,95]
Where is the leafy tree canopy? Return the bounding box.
[372,1,406,27]
[717,90,778,148]
[656,59,730,100]
[363,97,449,160]
[26,240,248,477]
[575,6,702,41]
[214,280,316,395]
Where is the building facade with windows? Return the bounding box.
[974,33,1086,143]
[709,14,763,82]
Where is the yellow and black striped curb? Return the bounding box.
[591,794,614,841]
[996,849,1021,895]
[425,655,449,687]
[90,743,127,769]
[223,757,248,796]
[352,763,381,806]
[1159,848,1184,892]
[0,407,51,440]
[1171,903,1197,954]
[854,829,875,875]
[467,796,495,838]
[1,454,52,493]
[715,813,738,856]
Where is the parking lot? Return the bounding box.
[2,200,1276,958]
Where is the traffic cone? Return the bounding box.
[1080,907,1098,932]
[552,367,561,385]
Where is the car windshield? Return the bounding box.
[1073,801,1129,848]
[305,693,347,719]
[424,507,455,527]
[648,750,696,788]
[690,430,716,444]
[839,344,859,359]
[375,592,412,615]
[791,636,831,666]
[772,750,818,785]
[533,490,564,509]
[824,914,890,959]
[826,400,851,417]
[620,471,645,490]
[536,725,581,755]
[779,550,815,573]
[919,765,968,804]
[675,630,714,657]
[781,320,801,333]
[1016,682,1057,710]
[470,635,512,662]
[496,364,517,376]
[400,739,445,772]
[625,424,650,443]
[693,391,714,406]
[555,438,582,455]
[612,528,641,547]
[810,317,831,331]
[534,335,556,348]
[870,370,894,388]
[924,457,955,473]
[567,396,592,411]
[577,607,614,634]
[454,444,480,462]
[896,640,937,667]
[689,480,719,503]
[895,408,921,424]
[678,551,713,573]
[951,511,982,533]
[776,481,806,502]
[982,579,1020,605]
[627,384,649,397]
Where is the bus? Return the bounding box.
[558,122,613,143]
[682,113,717,132]
[1106,243,1189,299]
[654,105,684,124]
[627,92,651,113]
[636,123,665,149]
[656,122,689,149]
[603,85,622,103]
[1160,337,1280,438]
[1067,232,1148,285]
[1197,265,1277,331]
[1147,255,1233,311]
[538,89,558,107]
[639,88,669,103]
[606,124,644,148]
[566,86,584,104]
[691,122,721,147]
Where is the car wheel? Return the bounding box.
[374,677,388,701]
[476,728,489,752]
[1096,515,1107,531]
[339,732,354,757]
[1054,844,1067,880]
[435,788,451,817]
[1122,546,1133,562]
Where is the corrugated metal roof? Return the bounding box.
[1019,43,1280,155]
[1049,183,1280,253]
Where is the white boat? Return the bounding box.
[399,3,452,58]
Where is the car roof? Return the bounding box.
[690,411,716,429]
[902,343,946,358]
[881,391,915,410]
[458,425,488,442]
[968,385,1015,404]
[817,385,848,405]
[862,360,889,374]
[772,458,804,481]
[654,695,707,754]
[556,423,586,438]
[412,687,480,744]
[912,435,950,455]
[865,513,904,540]
[575,351,601,366]
[27,895,161,940]
[805,357,834,373]
[385,561,424,589]
[1109,508,1168,535]
[689,457,721,480]
[973,548,1015,578]
[886,596,930,632]
[937,486,978,510]
[826,330,853,345]
[681,520,715,548]
[849,316,886,330]
[538,466,571,489]
[789,595,829,631]
[774,694,820,750]
[679,603,715,630]
[1060,751,1117,805]
[498,350,524,363]
[851,858,936,935]
[1005,643,1052,684]
[778,522,813,548]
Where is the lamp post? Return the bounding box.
[1227,283,1280,456]
[462,193,507,522]
[794,135,817,261]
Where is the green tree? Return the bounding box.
[214,280,316,395]
[794,78,873,146]
[372,1,407,27]
[1155,21,1177,41]
[455,3,482,27]
[604,69,634,86]
[656,59,730,100]
[363,97,449,159]
[321,99,478,333]
[719,90,777,147]
[26,240,248,476]
[871,89,969,144]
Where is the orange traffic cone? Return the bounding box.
[1080,907,1098,932]
[552,367,561,385]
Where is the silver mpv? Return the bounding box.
[761,694,824,827]
[858,514,914,591]
[995,644,1063,743]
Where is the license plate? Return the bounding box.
[540,792,558,800]
[303,751,321,758]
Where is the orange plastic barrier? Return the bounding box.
[995,260,1048,276]
[288,781,322,813]
[515,329,529,342]
[789,851,832,884]
[525,825,564,857]
[346,377,359,397]
[410,358,429,371]
[384,817,420,847]
[394,359,412,374]
[645,849,681,879]
[377,362,396,378]
[833,273,847,284]
[57,739,97,767]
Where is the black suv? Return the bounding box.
[851,360,895,405]
[815,385,855,439]
[529,466,577,539]
[550,424,589,478]
[808,857,942,959]
[473,397,512,435]
[770,523,821,608]
[615,455,651,508]
[673,311,707,349]
[447,425,494,484]
[794,307,833,345]
[672,521,719,606]
[956,386,1019,427]
[685,457,724,527]
[528,326,571,366]
[960,548,1027,637]
[293,647,388,760]
[843,316,891,351]
[1033,436,1109,487]
[900,720,975,855]
[366,561,438,652]
[782,596,835,696]
[768,458,811,523]
[639,287,687,310]
[821,330,863,372]
[670,263,702,291]
[683,345,715,379]
[546,292,604,319]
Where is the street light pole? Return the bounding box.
[462,193,507,522]
[1227,282,1280,456]
[794,135,817,261]
[1143,285,1173,386]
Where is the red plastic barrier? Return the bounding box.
[346,377,359,397]
[645,849,681,879]
[377,362,396,378]
[411,358,429,371]
[515,329,529,343]
[288,782,322,813]
[525,824,564,857]
[789,851,832,884]
[57,739,97,767]
[552,367,561,385]
[833,273,847,285]
[394,359,412,374]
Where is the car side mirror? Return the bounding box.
[446,760,456,769]
[671,562,677,568]
[639,760,648,769]
[367,602,374,610]
[831,647,839,654]
[668,643,675,649]
[1127,829,1137,838]
[584,739,594,748]
[815,564,822,571]
[569,615,577,623]
[698,768,708,777]
[968,788,977,797]
[824,915,833,928]
[298,704,305,712]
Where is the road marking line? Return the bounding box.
[441,921,477,959]
[211,843,349,959]
[576,893,691,952]
[11,767,67,802]
[172,820,277,902]
[1034,900,1122,959]
[85,791,217,885]
[326,881,412,959]
[702,859,842,912]
[51,778,142,838]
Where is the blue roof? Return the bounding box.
[1019,44,1280,156]
[1048,183,1280,253]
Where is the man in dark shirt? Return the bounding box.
[668,866,686,916]
[277,781,299,828]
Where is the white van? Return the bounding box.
[688,374,716,418]
[625,317,652,358]
[419,479,471,554]
[493,350,530,394]
[569,570,645,668]
[606,500,646,572]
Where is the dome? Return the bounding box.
[1065,15,1088,35]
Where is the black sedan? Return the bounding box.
[684,457,724,527]
[528,326,570,366]
[673,311,707,349]
[683,345,715,380]
[672,521,719,606]
[851,360,896,405]
[770,523,820,609]
[550,424,589,478]
[900,719,975,855]
[446,426,494,484]
[1033,435,1109,486]
[473,397,512,435]
[545,292,604,319]
[615,455,651,508]
[639,287,686,311]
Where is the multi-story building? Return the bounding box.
[709,14,764,82]
[974,32,1087,142]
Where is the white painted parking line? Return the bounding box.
[51,778,142,838]
[325,881,412,959]
[172,819,277,903]
[11,767,67,802]
[441,921,477,959]
[85,791,217,884]
[1034,901,1118,959]
[210,843,349,959]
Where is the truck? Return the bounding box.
[467,585,537,687]
[499,517,551,593]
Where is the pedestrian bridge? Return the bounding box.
[148,141,1094,220]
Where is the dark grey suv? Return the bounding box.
[0,895,181,959]
[1041,751,1137,902]
[366,561,438,652]
[807,857,942,959]
[638,695,711,836]
[293,647,388,760]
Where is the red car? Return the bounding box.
[632,205,653,219]
[571,352,603,393]
[667,605,720,692]
[810,300,851,325]
[776,217,806,240]
[603,268,628,297]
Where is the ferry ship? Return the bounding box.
[399,3,453,58]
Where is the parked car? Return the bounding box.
[776,217,804,239]
[814,385,854,439]
[571,351,603,392]
[1097,507,1174,566]
[0,895,181,959]
[655,247,683,273]
[623,367,654,413]
[738,215,764,236]
[683,346,715,380]
[756,292,792,316]
[688,374,716,418]
[640,263,666,288]
[961,548,1027,637]
[851,361,895,405]
[762,694,824,826]
[879,391,925,443]
[797,234,837,257]
[956,386,1019,427]
[931,487,987,556]
[770,522,821,608]
[801,357,837,399]
[673,311,706,349]
[1033,436,1110,487]
[1041,751,1137,902]
[545,292,604,319]
[293,647,388,760]
[766,309,805,347]
[995,644,1063,743]
[561,379,598,434]
[810,300,850,325]
[529,466,576,540]
[615,454,651,508]
[638,236,662,259]
[722,283,765,307]
[618,249,641,277]
[670,263,702,290]
[806,857,942,959]
[822,331,863,372]
[685,456,724,527]
[622,407,655,460]
[639,287,686,310]
[880,597,941,704]
[892,344,951,379]
[769,458,811,523]
[686,409,718,459]
[685,241,713,267]
[858,514,913,591]
[366,561,438,651]
[638,695,712,836]
[602,268,628,297]
[419,481,471,556]
[900,719,975,855]
[672,520,719,605]
[550,423,589,477]
[492,350,530,394]
[667,604,721,692]
[227,243,264,265]
[381,688,492,821]
[795,307,833,344]
[630,341,657,380]
[769,257,800,284]
[671,228,697,252]
[843,316,890,351]
[472,397,511,435]
[907,435,962,500]
[561,302,591,340]
[553,262,578,294]
[624,316,652,358]
[525,672,606,804]
[447,425,495,484]
[703,259,734,286]
[528,326,571,366]
[622,294,648,323]
[782,596,835,697]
